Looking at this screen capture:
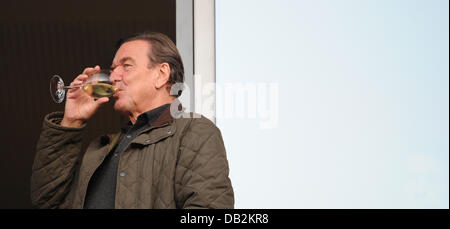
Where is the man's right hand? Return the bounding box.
[61,66,110,128]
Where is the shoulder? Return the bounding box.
[173,113,223,148]
[173,112,220,134]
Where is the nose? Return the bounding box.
[109,68,122,84]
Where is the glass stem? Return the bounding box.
[63,85,83,89]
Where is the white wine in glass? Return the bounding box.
[49,69,118,103]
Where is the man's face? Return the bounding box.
[110,40,157,115]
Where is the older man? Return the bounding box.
[31,32,234,209]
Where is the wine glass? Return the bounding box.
[49,69,118,103]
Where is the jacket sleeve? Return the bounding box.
[30,112,85,209]
[175,117,235,209]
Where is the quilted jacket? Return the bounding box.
[30,106,234,209]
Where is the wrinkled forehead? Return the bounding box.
[112,40,150,66]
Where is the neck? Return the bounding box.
[128,96,175,124]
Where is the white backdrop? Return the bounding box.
[215,0,449,208]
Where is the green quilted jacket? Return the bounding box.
[31,106,234,209]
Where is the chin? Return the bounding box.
[113,100,126,113]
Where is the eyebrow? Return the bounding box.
[110,56,137,70]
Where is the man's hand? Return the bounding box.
[61,66,109,128]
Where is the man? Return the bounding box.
[31,32,234,209]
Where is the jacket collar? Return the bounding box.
[101,100,183,146]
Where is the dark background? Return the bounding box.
[0,0,176,208]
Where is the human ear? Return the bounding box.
[155,63,171,89]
